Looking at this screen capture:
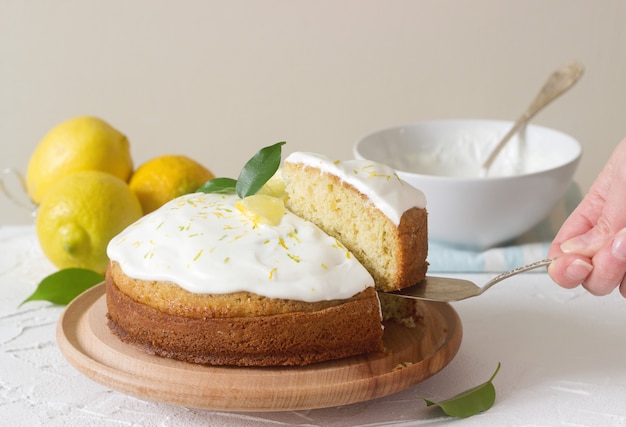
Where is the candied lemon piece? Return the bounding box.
[257,170,288,201]
[236,194,286,226]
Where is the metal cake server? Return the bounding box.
[390,258,555,302]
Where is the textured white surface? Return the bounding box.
[2,225,626,426]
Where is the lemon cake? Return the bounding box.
[105,192,384,366]
[283,152,429,292]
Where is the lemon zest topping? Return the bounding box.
[288,229,301,243]
[287,253,300,263]
[278,237,289,250]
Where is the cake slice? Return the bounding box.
[283,152,428,292]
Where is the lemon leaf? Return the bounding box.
[20,268,104,306]
[196,142,286,198]
[197,177,237,194]
[421,363,501,418]
[236,141,286,198]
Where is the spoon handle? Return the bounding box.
[482,60,585,171]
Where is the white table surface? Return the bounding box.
[2,225,626,427]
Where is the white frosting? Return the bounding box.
[285,152,426,225]
[107,192,374,302]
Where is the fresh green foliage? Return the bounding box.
[196,177,237,194]
[20,268,104,306]
[422,363,501,418]
[197,142,286,198]
[235,141,286,198]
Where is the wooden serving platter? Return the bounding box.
[56,283,462,412]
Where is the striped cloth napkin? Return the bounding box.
[426,182,582,273]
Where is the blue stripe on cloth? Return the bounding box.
[427,182,582,273]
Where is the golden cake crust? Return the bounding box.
[105,265,385,367]
[108,261,362,318]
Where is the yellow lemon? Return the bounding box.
[257,169,288,202]
[236,194,286,226]
[26,116,133,204]
[36,170,143,273]
[129,155,215,214]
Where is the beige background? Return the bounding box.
[1,0,625,225]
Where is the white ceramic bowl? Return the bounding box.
[354,119,582,249]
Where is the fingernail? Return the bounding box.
[611,228,626,260]
[561,235,588,253]
[565,259,593,283]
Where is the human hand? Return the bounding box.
[548,138,626,297]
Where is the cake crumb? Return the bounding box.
[393,361,414,371]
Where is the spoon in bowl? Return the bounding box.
[389,258,555,302]
[482,60,585,173]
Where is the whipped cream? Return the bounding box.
[107,192,374,302]
[383,128,549,178]
[284,152,426,225]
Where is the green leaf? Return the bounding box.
[197,177,237,194]
[20,268,104,306]
[236,141,286,198]
[195,142,286,198]
[421,363,501,418]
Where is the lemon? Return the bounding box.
[236,194,286,226]
[36,170,143,273]
[257,169,288,201]
[129,155,215,214]
[26,116,133,204]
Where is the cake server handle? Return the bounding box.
[390,258,556,302]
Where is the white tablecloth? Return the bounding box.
[2,225,625,426]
